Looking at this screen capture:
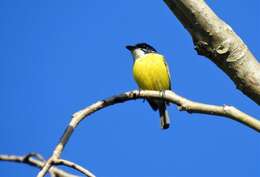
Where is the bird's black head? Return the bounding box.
[126,43,157,53]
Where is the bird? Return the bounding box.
[126,43,171,129]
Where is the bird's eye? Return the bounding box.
[141,48,147,52]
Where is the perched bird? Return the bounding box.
[126,43,171,129]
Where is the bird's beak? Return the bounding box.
[126,45,135,51]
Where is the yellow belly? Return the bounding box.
[133,53,171,91]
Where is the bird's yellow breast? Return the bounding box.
[133,53,171,91]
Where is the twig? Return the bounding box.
[37,90,260,177]
[0,153,79,177]
[54,159,95,177]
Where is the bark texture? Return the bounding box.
[164,0,260,105]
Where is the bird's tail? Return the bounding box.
[159,104,170,129]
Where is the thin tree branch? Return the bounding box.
[54,159,95,177]
[164,0,260,105]
[0,153,79,177]
[37,90,260,177]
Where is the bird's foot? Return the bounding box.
[160,90,166,101]
[137,89,146,102]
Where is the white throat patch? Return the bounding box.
[131,48,146,59]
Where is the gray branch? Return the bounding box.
[0,153,79,177]
[164,0,260,105]
[37,90,259,177]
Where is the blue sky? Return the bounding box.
[0,0,259,177]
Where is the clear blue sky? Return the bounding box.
[0,0,259,177]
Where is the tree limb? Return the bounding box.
[0,153,79,177]
[164,0,260,105]
[37,90,260,177]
